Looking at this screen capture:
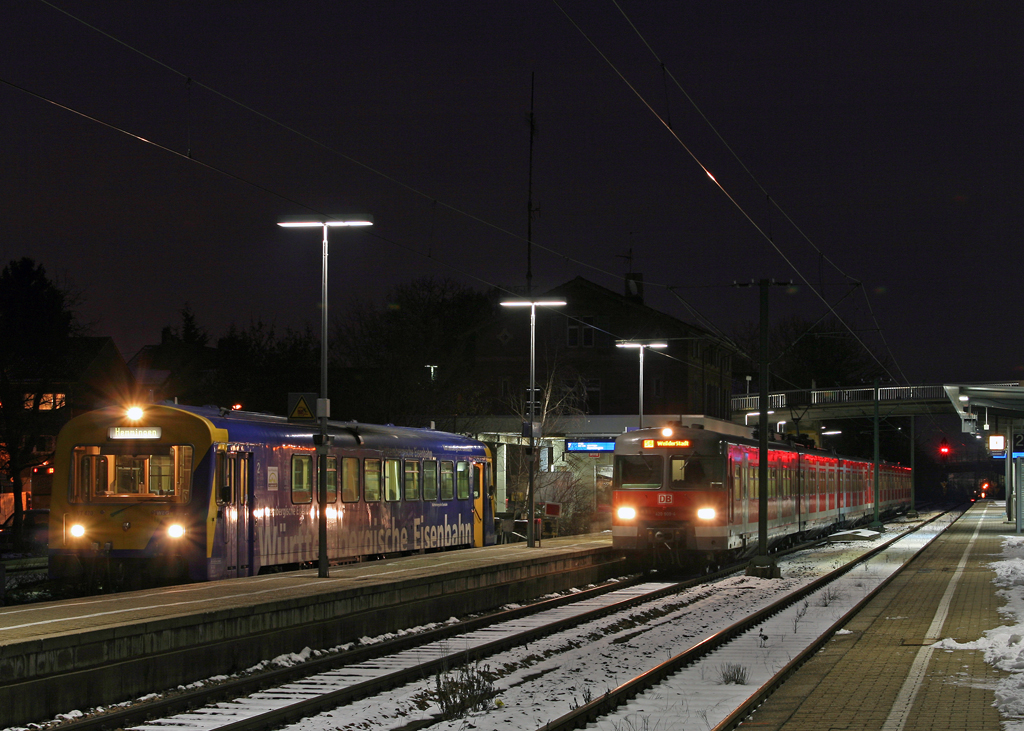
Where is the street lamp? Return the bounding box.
[615,340,667,428]
[500,298,566,547]
[278,214,373,577]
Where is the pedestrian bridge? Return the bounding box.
[730,381,1024,430]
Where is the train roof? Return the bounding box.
[175,404,484,452]
[64,403,486,456]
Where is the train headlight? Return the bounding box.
[617,506,637,521]
[167,524,185,539]
[126,406,144,421]
[70,523,86,538]
[697,508,716,520]
[661,427,673,437]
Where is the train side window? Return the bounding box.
[384,459,401,501]
[364,459,382,501]
[440,460,455,500]
[423,460,438,501]
[457,461,470,500]
[404,460,421,501]
[290,455,313,504]
[216,452,231,504]
[326,457,338,503]
[341,457,360,502]
[76,453,108,501]
[177,447,193,502]
[240,457,249,505]
[731,457,741,501]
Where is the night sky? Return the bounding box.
[2,1,1021,385]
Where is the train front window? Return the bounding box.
[615,455,664,489]
[72,445,193,502]
[670,456,707,489]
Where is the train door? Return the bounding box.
[472,462,486,547]
[795,453,805,532]
[215,450,254,579]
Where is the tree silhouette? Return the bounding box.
[0,258,77,549]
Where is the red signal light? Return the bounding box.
[939,438,950,455]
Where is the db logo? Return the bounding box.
[658,494,673,505]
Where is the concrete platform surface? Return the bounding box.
[743,501,1010,731]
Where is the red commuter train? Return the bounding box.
[612,419,911,569]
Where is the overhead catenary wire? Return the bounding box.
[25,0,899,390]
[602,0,908,385]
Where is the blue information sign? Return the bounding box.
[566,441,616,453]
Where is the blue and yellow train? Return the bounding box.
[49,403,496,583]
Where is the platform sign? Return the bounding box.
[288,393,318,422]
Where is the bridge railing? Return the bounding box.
[731,384,948,412]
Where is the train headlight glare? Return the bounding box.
[126,406,144,421]
[661,427,673,437]
[617,506,637,521]
[697,508,716,520]
[167,524,185,539]
[70,523,86,538]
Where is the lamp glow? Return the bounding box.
[126,406,144,421]
[499,300,567,307]
[697,508,716,520]
[70,524,85,538]
[617,506,637,521]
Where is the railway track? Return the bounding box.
[547,509,959,731]
[33,511,950,731]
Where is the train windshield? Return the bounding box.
[670,456,707,489]
[615,454,664,489]
[70,444,194,503]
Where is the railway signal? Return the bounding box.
[939,437,950,462]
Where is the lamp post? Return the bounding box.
[278,214,373,577]
[500,298,566,546]
[615,340,667,428]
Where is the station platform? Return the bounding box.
[743,501,1011,730]
[0,533,619,728]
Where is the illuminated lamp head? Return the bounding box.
[126,406,144,421]
[167,524,185,539]
[616,506,637,521]
[70,523,86,538]
[661,427,673,438]
[697,507,716,520]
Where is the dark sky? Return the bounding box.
[2,1,1021,385]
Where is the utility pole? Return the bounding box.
[740,279,787,579]
[869,379,884,530]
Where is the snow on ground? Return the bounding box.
[933,522,1024,729]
